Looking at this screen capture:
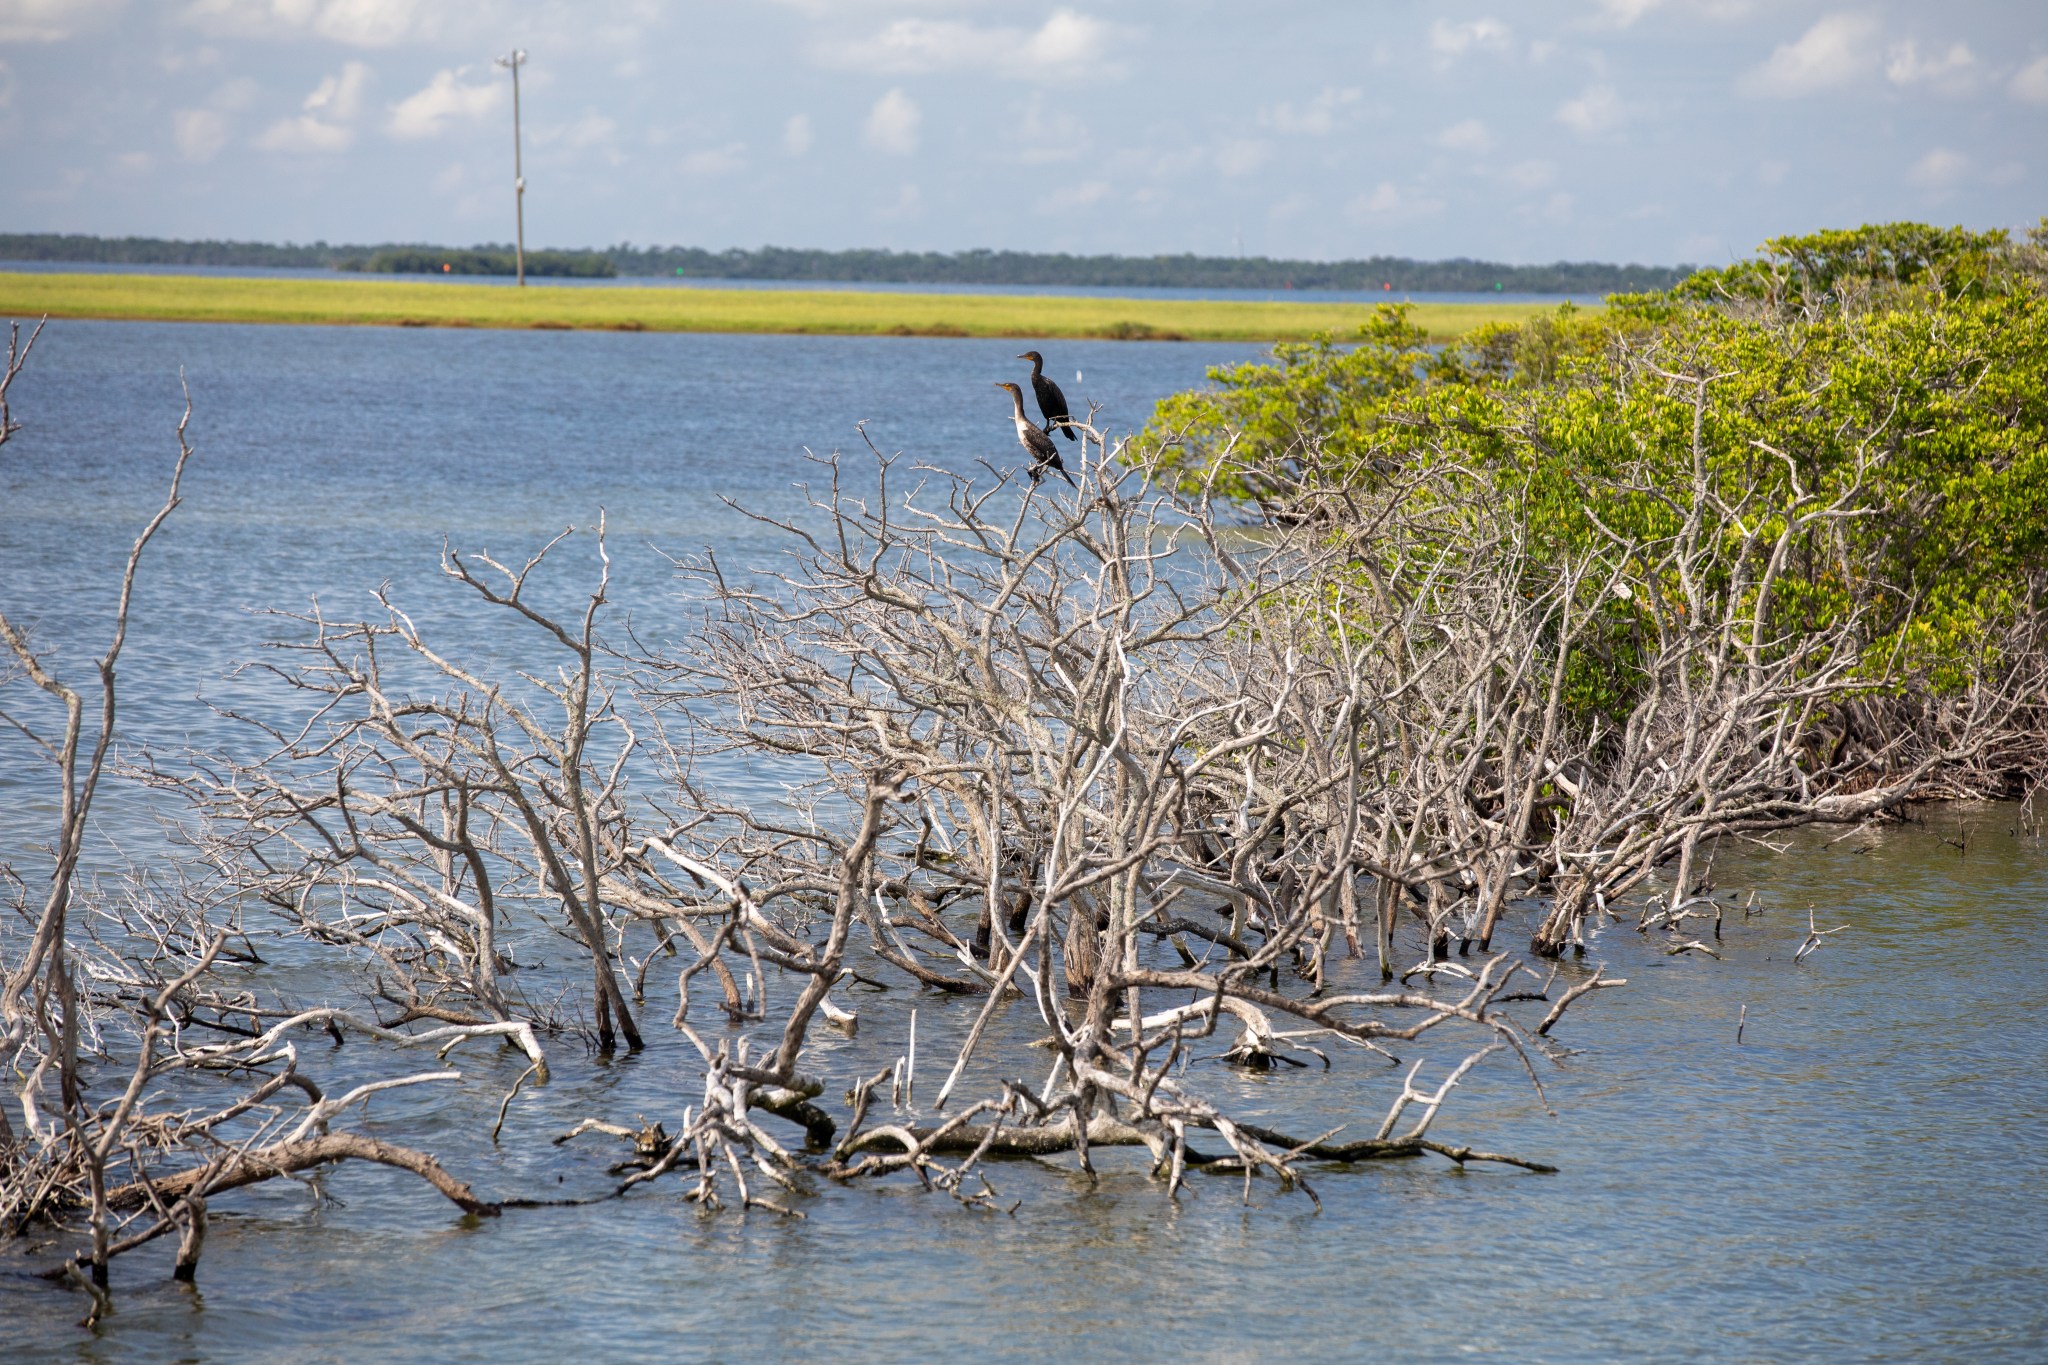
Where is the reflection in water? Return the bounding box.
[2,323,2045,1361]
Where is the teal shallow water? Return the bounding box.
[2,321,2044,1361]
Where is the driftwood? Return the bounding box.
[834,1113,1555,1174]
[106,1132,498,1217]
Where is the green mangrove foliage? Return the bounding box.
[1139,220,2047,956]
[1144,220,2048,708]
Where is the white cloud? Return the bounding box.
[386,66,502,140]
[533,112,618,156]
[255,113,353,152]
[1214,138,1267,176]
[1885,40,1977,93]
[1430,18,1512,59]
[182,0,433,48]
[863,87,920,155]
[208,76,260,111]
[680,142,747,175]
[1906,146,1965,189]
[1032,172,1109,216]
[782,113,813,155]
[174,108,228,161]
[1556,84,1626,134]
[1260,86,1361,136]
[2011,55,2048,105]
[156,46,224,74]
[260,59,372,149]
[1018,93,1090,164]
[1589,0,1758,26]
[304,0,419,45]
[767,0,992,14]
[176,0,653,54]
[1506,158,1555,189]
[823,8,1123,82]
[1436,117,1492,152]
[1347,181,1446,222]
[0,0,122,42]
[1015,6,1106,69]
[304,60,372,119]
[1592,0,1662,25]
[1740,14,1880,97]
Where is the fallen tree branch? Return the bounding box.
[105,1132,498,1217]
[832,1111,1554,1173]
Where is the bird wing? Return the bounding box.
[1023,423,1061,462]
[1034,374,1078,442]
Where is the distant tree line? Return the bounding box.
[342,248,616,277]
[602,244,1692,293]
[0,235,614,278]
[0,233,346,268]
[0,232,1692,293]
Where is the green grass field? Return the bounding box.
[0,270,1578,343]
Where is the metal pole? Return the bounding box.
[496,49,527,286]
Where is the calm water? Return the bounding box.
[2,322,2045,1362]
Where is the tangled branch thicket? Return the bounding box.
[4,221,2044,1312]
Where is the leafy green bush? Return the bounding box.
[1138,221,2048,716]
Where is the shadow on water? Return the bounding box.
[3,322,2046,1361]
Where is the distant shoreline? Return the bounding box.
[0,270,1578,343]
[0,233,1688,296]
[0,259,1587,308]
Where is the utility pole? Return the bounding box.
[495,48,527,286]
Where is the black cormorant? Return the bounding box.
[1017,350,1077,443]
[995,382,1075,486]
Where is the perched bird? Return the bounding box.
[994,382,1075,486]
[1017,350,1078,443]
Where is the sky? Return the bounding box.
[2,0,2042,266]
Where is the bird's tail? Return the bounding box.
[1056,462,1077,487]
[1045,418,1078,443]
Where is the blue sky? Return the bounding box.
[3,1,2042,265]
